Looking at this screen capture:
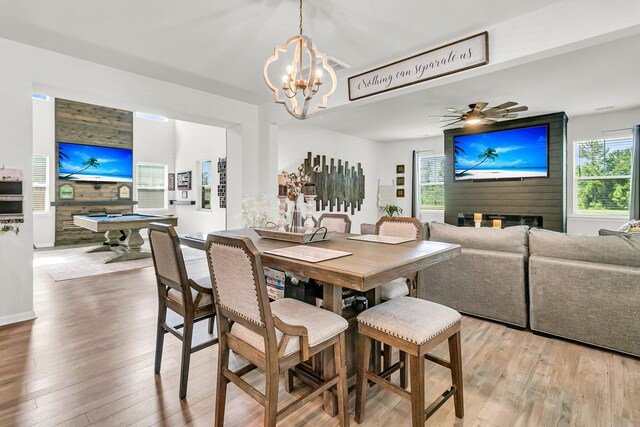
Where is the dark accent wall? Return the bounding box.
[443,112,567,232]
[54,99,134,245]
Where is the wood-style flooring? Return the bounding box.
[0,255,638,426]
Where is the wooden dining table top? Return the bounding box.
[180,228,460,292]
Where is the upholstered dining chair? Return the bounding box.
[205,233,350,427]
[375,216,424,373]
[318,213,352,233]
[148,223,217,399]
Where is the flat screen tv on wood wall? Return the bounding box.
[453,124,549,181]
[58,142,133,183]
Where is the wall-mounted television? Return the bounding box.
[454,124,549,181]
[58,142,133,183]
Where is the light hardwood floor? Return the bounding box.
[0,256,638,426]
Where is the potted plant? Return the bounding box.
[383,204,403,217]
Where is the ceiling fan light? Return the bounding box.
[465,118,482,125]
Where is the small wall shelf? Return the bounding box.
[170,200,196,205]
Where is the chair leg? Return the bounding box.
[382,344,391,372]
[215,321,230,427]
[285,369,295,393]
[208,313,214,335]
[179,319,193,399]
[264,364,279,427]
[409,354,425,427]
[399,350,408,389]
[154,303,167,374]
[334,332,350,427]
[448,331,464,419]
[355,334,372,424]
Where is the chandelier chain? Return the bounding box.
[299,0,303,35]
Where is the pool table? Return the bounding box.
[73,213,178,263]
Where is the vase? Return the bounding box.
[289,198,304,233]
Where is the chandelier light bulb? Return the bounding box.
[315,69,323,78]
[286,65,293,74]
[282,75,289,83]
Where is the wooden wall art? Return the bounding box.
[303,152,365,215]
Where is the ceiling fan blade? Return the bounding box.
[504,106,528,113]
[441,119,463,128]
[446,107,466,113]
[502,113,519,118]
[481,119,497,124]
[492,101,518,110]
[440,117,463,123]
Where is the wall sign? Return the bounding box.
[177,171,192,190]
[59,184,75,200]
[348,32,488,101]
[118,184,131,200]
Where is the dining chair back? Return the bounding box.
[375,216,424,240]
[318,213,352,233]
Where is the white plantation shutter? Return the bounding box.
[32,154,49,213]
[137,163,167,209]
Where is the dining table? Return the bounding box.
[180,228,461,416]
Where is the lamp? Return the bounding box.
[264,0,337,120]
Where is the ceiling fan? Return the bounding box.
[432,101,528,128]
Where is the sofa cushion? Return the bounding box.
[428,222,529,255]
[529,228,640,268]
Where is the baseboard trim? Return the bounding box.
[0,310,37,327]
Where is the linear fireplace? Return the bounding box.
[458,213,543,229]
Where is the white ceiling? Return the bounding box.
[0,0,561,104]
[309,33,640,141]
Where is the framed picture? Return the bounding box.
[118,184,131,200]
[58,184,74,200]
[396,177,405,186]
[177,171,192,190]
[168,173,175,191]
[396,189,405,198]
[396,164,405,174]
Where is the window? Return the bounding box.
[136,163,167,210]
[417,153,445,211]
[200,160,212,210]
[574,137,633,216]
[32,154,49,213]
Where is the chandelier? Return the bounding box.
[263,0,337,120]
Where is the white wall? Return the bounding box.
[378,136,445,224]
[0,36,260,326]
[566,106,640,235]
[278,124,381,232]
[174,120,227,234]
[32,96,56,247]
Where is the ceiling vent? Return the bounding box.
[302,56,350,75]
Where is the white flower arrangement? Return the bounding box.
[239,194,276,228]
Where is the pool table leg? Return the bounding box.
[87,230,121,253]
[104,229,151,263]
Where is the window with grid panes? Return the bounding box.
[574,137,632,216]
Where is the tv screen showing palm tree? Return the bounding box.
[454,125,548,181]
[58,142,133,182]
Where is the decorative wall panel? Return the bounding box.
[303,152,365,215]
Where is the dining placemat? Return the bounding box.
[347,234,415,245]
[264,245,353,263]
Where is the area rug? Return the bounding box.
[35,241,206,282]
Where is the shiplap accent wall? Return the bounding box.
[54,99,134,245]
[443,112,568,232]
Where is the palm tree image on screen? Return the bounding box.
[456,148,498,177]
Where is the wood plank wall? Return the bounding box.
[443,112,567,232]
[54,99,134,246]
